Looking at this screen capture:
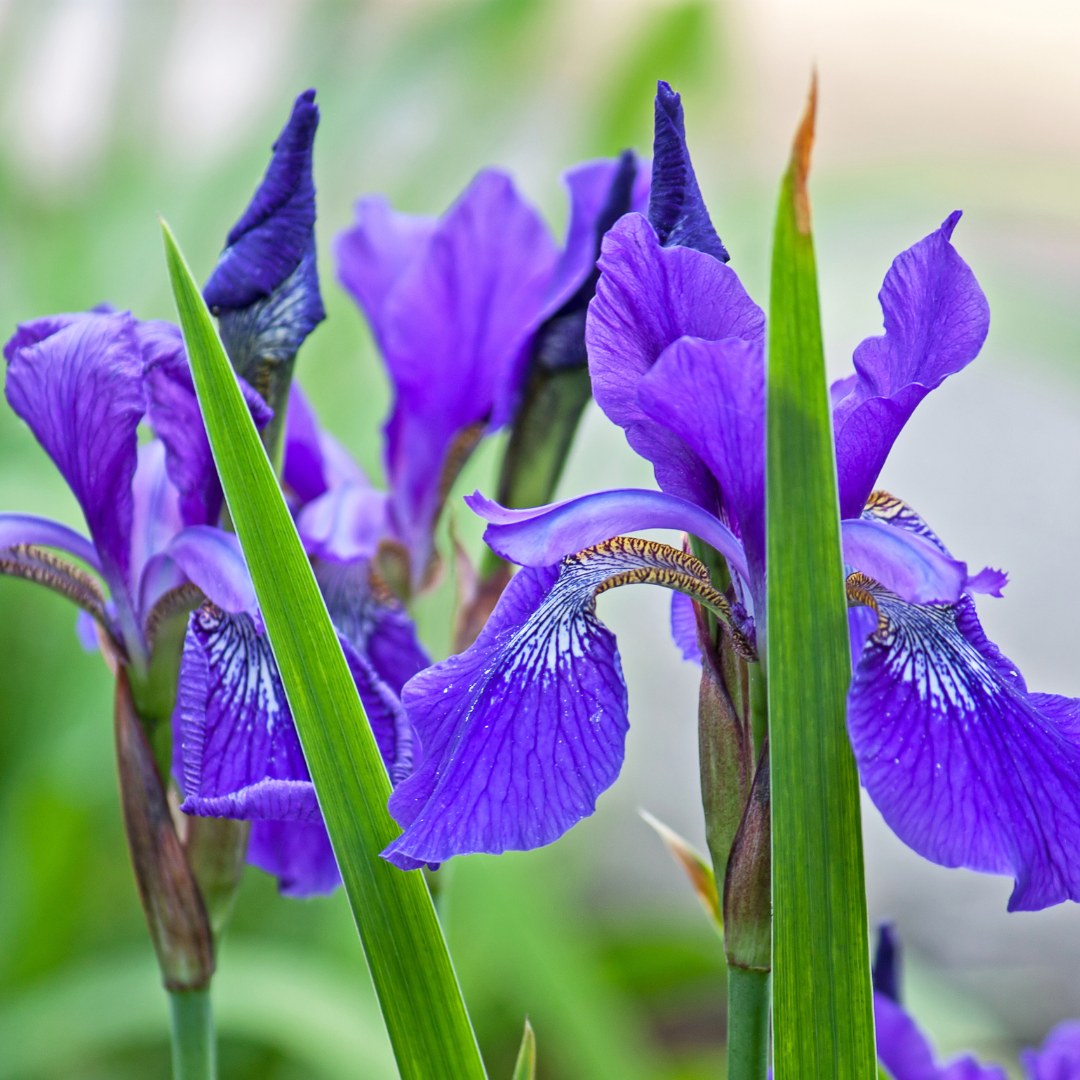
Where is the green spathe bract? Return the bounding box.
[161,220,487,1080]
[765,84,877,1076]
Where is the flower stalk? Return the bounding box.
[168,989,216,1080]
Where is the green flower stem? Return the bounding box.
[169,989,216,1080]
[726,968,770,1080]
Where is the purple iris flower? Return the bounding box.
[173,145,651,896]
[380,82,1080,917]
[0,310,267,673]
[334,155,649,593]
[173,387,430,896]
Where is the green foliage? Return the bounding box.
[592,1,720,156]
[162,223,486,1080]
[765,90,876,1076]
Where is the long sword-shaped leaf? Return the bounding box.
[162,221,487,1080]
[766,83,876,1077]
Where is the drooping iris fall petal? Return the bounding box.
[848,583,1080,912]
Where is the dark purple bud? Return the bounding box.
[204,90,326,455]
[647,81,729,263]
[872,922,902,1004]
[204,89,324,317]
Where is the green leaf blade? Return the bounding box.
[161,221,487,1080]
[765,89,876,1077]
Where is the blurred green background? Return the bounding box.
[1,0,1079,1077]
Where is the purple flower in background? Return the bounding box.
[380,81,1080,916]
[335,155,648,594]
[1022,1023,1080,1079]
[871,926,1008,1080]
[0,310,265,672]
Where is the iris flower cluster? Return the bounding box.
[376,82,1080,917]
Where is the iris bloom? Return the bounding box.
[871,925,1080,1080]
[0,310,263,687]
[175,132,649,893]
[334,155,648,593]
[381,82,1080,916]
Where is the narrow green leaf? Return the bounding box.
[512,1019,536,1080]
[765,83,876,1077]
[161,221,487,1080]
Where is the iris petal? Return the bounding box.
[142,320,272,527]
[1019,1021,1080,1080]
[587,213,764,511]
[247,820,340,898]
[833,213,990,518]
[382,536,747,869]
[847,582,1080,912]
[338,169,558,588]
[176,602,413,895]
[637,336,765,600]
[0,513,101,571]
[466,487,750,585]
[5,311,145,638]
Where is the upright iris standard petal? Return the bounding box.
[832,213,990,518]
[282,383,368,505]
[648,80,730,262]
[466,487,749,585]
[382,536,748,869]
[176,601,414,895]
[203,89,323,319]
[338,169,558,586]
[637,336,765,595]
[4,312,145,616]
[586,214,764,510]
[847,579,1080,912]
[142,320,272,526]
[1020,1022,1080,1079]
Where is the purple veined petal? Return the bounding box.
[375,169,559,585]
[156,526,256,615]
[540,154,651,322]
[670,591,701,664]
[248,820,341,898]
[382,559,630,869]
[176,602,412,821]
[0,513,101,571]
[848,587,1080,912]
[296,483,387,563]
[1019,1020,1080,1080]
[4,312,86,361]
[638,335,765,601]
[5,311,145,641]
[129,440,184,597]
[335,195,437,342]
[833,212,991,518]
[203,89,324,319]
[466,487,750,586]
[587,213,765,511]
[841,517,967,605]
[176,612,318,822]
[316,559,430,697]
[648,81,729,262]
[142,320,272,527]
